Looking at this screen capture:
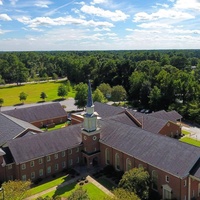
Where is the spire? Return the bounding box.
[87,80,93,108]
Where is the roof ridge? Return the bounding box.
[125,110,142,127]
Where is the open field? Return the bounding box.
[0,81,75,106]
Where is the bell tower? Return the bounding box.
[82,80,100,168]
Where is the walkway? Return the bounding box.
[25,174,113,200]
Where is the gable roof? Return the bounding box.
[0,113,41,147]
[99,118,200,178]
[8,125,82,164]
[3,102,67,123]
[94,102,125,118]
[149,110,182,122]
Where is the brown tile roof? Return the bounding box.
[8,125,82,164]
[100,118,200,178]
[3,102,67,123]
[0,113,42,147]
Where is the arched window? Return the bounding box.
[152,170,158,190]
[126,158,132,171]
[105,148,110,165]
[115,153,120,170]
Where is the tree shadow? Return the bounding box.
[37,100,45,103]
[13,103,24,106]
[53,98,66,102]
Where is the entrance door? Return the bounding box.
[92,157,98,166]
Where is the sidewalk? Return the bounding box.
[25,174,113,200]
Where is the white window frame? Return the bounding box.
[62,151,65,157]
[69,149,72,155]
[30,161,34,167]
[62,161,66,168]
[47,166,51,174]
[22,175,26,181]
[54,153,58,159]
[115,153,120,171]
[165,175,169,183]
[69,159,73,166]
[55,164,59,171]
[31,172,35,179]
[47,155,51,162]
[126,158,132,171]
[39,158,43,164]
[39,169,43,176]
[21,163,26,170]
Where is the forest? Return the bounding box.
[0,50,200,124]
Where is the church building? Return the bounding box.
[1,81,200,200]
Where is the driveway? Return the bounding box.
[1,98,79,112]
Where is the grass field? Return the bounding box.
[0,80,76,106]
[179,137,200,147]
[182,130,190,135]
[41,182,108,200]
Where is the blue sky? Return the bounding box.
[0,0,200,51]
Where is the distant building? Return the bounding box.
[0,81,200,200]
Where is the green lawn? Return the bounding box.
[41,182,108,200]
[29,175,70,196]
[182,130,190,135]
[179,137,200,147]
[0,81,75,106]
[41,122,68,131]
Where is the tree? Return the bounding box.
[19,92,28,104]
[0,98,4,109]
[68,187,90,200]
[148,86,162,110]
[106,188,139,200]
[1,180,31,200]
[74,82,88,109]
[93,89,106,103]
[57,84,68,99]
[118,167,150,200]
[111,85,127,102]
[97,83,112,99]
[40,92,47,101]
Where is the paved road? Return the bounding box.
[1,98,79,112]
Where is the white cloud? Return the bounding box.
[94,27,111,31]
[80,5,129,21]
[138,22,173,29]
[133,9,195,22]
[0,14,12,21]
[17,16,114,29]
[0,0,3,5]
[91,0,108,5]
[10,0,18,6]
[156,3,169,8]
[174,0,200,10]
[35,0,53,8]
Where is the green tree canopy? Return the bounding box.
[2,180,31,200]
[106,188,139,200]
[68,187,90,200]
[93,89,106,103]
[118,167,150,200]
[97,83,112,99]
[148,86,162,110]
[57,84,68,99]
[74,82,88,109]
[19,92,28,104]
[111,85,127,102]
[40,92,47,101]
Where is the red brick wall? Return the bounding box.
[32,116,68,128]
[99,142,197,200]
[71,114,84,125]
[159,121,181,137]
